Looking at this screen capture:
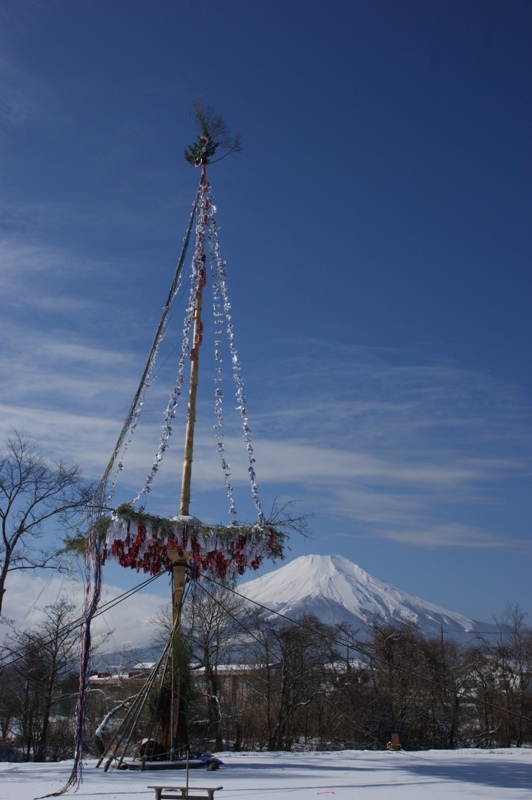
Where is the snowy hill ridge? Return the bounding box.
[239,554,497,638]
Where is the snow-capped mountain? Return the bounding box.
[238,554,498,639]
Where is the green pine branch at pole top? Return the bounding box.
[184,98,242,166]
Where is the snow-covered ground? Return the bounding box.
[1,749,531,800]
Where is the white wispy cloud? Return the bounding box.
[0,570,167,652]
[1,223,529,555]
[372,522,531,551]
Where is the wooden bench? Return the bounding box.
[149,785,223,800]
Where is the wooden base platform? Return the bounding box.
[116,759,207,771]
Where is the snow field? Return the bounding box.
[1,749,531,800]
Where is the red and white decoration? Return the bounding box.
[101,510,284,581]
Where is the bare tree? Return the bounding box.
[184,581,247,750]
[2,598,80,761]
[0,433,92,615]
[0,661,19,746]
[471,605,532,747]
[244,612,338,751]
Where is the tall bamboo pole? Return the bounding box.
[179,249,205,517]
[162,168,207,760]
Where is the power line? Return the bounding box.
[200,574,532,727]
[0,571,166,671]
[2,567,530,728]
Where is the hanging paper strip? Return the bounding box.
[208,186,237,522]
[98,176,203,507]
[132,178,210,502]
[98,504,285,581]
[204,182,266,524]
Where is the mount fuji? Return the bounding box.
[238,554,498,639]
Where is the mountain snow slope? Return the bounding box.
[238,554,497,639]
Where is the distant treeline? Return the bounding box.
[0,588,531,762]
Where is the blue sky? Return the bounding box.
[0,0,530,632]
